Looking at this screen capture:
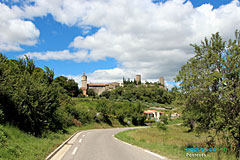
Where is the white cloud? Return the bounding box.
[66,68,175,90]
[65,68,126,87]
[0,3,40,51]
[22,50,88,62]
[19,0,240,82]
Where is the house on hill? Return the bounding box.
[144,110,163,120]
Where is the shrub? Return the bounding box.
[0,125,7,146]
[0,55,62,136]
[51,106,73,131]
[144,120,155,123]
[157,122,167,130]
[160,114,168,125]
[0,109,4,123]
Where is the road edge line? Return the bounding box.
[45,131,82,160]
[113,132,169,160]
[46,126,148,160]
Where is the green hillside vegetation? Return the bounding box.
[69,98,146,126]
[0,54,148,159]
[100,83,174,104]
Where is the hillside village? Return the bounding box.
[80,73,168,96]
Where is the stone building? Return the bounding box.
[81,73,87,95]
[80,73,167,96]
[80,73,121,96]
[88,82,120,95]
[136,75,141,84]
[159,77,168,90]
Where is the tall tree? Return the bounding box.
[53,76,80,97]
[176,30,240,157]
[0,55,61,136]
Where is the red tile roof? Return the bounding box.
[144,110,164,114]
[88,83,109,87]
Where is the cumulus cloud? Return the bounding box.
[66,68,126,87]
[20,0,240,82]
[66,68,176,90]
[0,3,39,51]
[65,68,157,87]
[23,50,89,62]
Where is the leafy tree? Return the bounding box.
[67,79,80,97]
[96,99,111,124]
[101,90,111,99]
[87,88,96,97]
[129,102,145,125]
[176,30,240,158]
[0,54,68,136]
[53,76,80,97]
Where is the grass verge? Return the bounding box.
[0,121,124,160]
[115,125,237,160]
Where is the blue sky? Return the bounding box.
[1,0,239,89]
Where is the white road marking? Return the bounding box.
[72,147,78,155]
[113,136,131,146]
[68,132,81,145]
[144,150,168,159]
[79,138,82,143]
[50,144,71,160]
[113,133,168,159]
[82,135,85,137]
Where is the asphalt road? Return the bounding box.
[59,127,167,160]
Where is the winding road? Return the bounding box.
[50,127,167,160]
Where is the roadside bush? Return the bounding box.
[160,115,168,125]
[0,125,7,146]
[144,120,155,123]
[101,91,111,99]
[0,55,62,136]
[66,105,95,124]
[51,106,73,131]
[157,122,167,130]
[0,109,4,123]
[76,107,95,124]
[129,102,145,125]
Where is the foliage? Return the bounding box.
[100,90,111,98]
[0,109,4,123]
[96,99,111,123]
[53,76,80,97]
[0,125,7,147]
[66,104,96,125]
[106,83,173,104]
[176,30,240,158]
[87,88,96,97]
[157,122,167,130]
[51,106,74,131]
[129,102,145,125]
[0,54,70,136]
[157,114,168,130]
[160,114,168,125]
[0,123,125,160]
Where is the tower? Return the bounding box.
[159,77,164,86]
[136,75,141,84]
[81,73,87,95]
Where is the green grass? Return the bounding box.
[115,125,237,160]
[0,121,125,160]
